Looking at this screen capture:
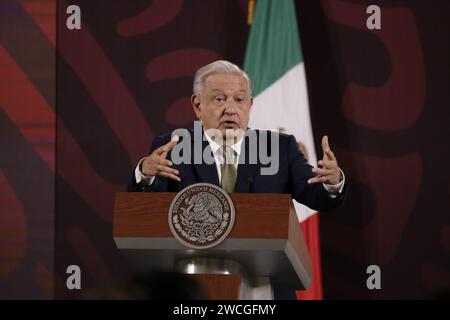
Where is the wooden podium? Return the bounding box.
[113,192,312,299]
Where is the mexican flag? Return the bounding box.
[244,0,323,300]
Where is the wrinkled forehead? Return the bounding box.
[203,73,251,94]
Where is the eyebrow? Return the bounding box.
[210,89,248,93]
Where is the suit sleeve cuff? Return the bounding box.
[135,157,155,186]
[323,168,345,197]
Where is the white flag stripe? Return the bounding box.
[250,63,317,222]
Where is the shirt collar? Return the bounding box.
[203,129,244,155]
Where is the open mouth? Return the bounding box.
[221,120,237,128]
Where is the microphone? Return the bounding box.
[247,178,254,193]
[176,176,182,192]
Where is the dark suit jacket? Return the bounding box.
[128,128,347,211]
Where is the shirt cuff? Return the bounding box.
[323,168,345,196]
[135,157,155,186]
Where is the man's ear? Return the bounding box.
[191,94,202,119]
[249,96,254,110]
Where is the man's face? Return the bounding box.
[192,73,253,139]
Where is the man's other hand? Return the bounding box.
[308,135,342,185]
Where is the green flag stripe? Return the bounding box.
[244,0,303,96]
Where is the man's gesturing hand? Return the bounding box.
[308,135,342,185]
[141,137,181,182]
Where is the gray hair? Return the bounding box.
[192,60,253,97]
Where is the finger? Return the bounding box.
[162,139,180,158]
[154,144,167,155]
[157,165,179,177]
[161,140,178,154]
[318,159,337,171]
[308,175,331,184]
[159,158,173,167]
[321,135,330,153]
[157,165,181,182]
[312,167,333,176]
[155,136,179,156]
[325,149,336,161]
[318,159,335,168]
[159,171,181,182]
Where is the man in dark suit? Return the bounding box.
[128,60,346,210]
[127,59,346,300]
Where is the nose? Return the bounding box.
[224,99,238,116]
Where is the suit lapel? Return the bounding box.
[235,130,260,192]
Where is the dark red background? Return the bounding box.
[1,0,449,299]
